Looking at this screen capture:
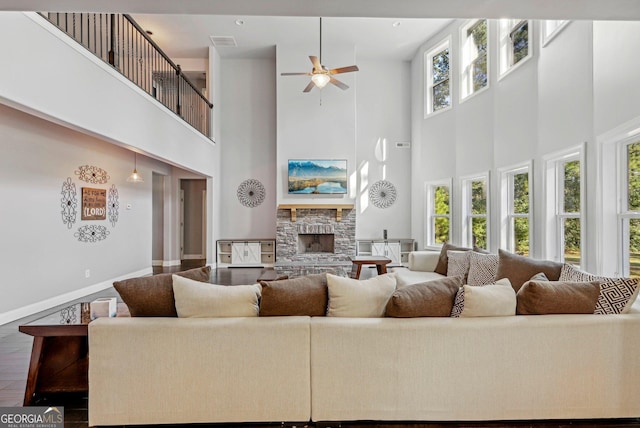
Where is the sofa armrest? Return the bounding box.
[408,251,440,272]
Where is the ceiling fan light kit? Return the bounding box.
[281,17,359,92]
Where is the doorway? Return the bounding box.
[180,179,207,261]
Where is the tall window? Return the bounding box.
[498,19,532,77]
[542,20,569,46]
[460,19,488,100]
[425,38,451,116]
[425,180,451,247]
[544,147,584,266]
[500,164,531,256]
[620,141,640,277]
[462,174,489,250]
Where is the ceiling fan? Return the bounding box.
[280,17,359,92]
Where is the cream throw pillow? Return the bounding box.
[459,278,516,317]
[172,275,261,317]
[327,273,397,317]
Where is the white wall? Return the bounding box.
[355,60,412,240]
[409,18,640,275]
[219,58,277,239]
[276,43,357,205]
[0,104,177,323]
[0,12,216,178]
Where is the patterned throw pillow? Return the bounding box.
[559,263,640,315]
[447,250,471,279]
[467,252,499,286]
[594,277,640,315]
[559,263,604,282]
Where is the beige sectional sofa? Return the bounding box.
[88,255,640,426]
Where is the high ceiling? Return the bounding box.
[3,0,640,61]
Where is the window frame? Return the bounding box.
[542,20,569,47]
[498,18,533,79]
[498,161,533,256]
[459,19,489,102]
[618,138,640,277]
[424,37,452,118]
[424,179,452,248]
[461,172,490,249]
[543,144,585,265]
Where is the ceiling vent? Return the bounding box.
[209,36,237,47]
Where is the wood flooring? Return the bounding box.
[1,263,638,427]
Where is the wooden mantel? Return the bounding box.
[277,204,354,222]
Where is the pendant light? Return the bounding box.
[127,152,144,183]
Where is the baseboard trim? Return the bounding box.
[152,260,164,267]
[0,267,152,326]
[162,260,181,267]
[182,254,204,260]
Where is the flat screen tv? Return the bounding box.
[288,159,348,194]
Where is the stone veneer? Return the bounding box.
[275,208,356,277]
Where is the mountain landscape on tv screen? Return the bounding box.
[288,160,347,194]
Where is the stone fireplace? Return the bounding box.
[275,206,355,277]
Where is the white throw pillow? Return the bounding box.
[326,273,396,317]
[455,278,516,318]
[172,275,261,317]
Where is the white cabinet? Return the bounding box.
[232,242,261,265]
[217,239,275,268]
[356,239,415,266]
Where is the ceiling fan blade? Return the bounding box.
[303,81,315,92]
[330,65,359,75]
[281,72,312,76]
[309,56,322,72]
[330,77,349,90]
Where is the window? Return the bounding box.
[460,19,488,100]
[542,20,569,46]
[620,140,640,278]
[544,147,584,266]
[499,163,532,256]
[461,173,489,250]
[424,38,451,116]
[498,19,532,77]
[425,180,451,247]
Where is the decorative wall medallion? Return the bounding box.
[61,177,78,229]
[59,305,78,324]
[75,165,110,184]
[237,179,266,208]
[74,225,110,243]
[108,185,119,227]
[369,180,397,209]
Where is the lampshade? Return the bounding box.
[127,153,144,183]
[311,73,330,88]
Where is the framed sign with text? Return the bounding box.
[81,187,107,220]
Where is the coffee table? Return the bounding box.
[19,302,129,405]
[349,256,392,279]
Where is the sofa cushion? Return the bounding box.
[113,266,211,317]
[516,280,601,315]
[434,243,472,275]
[467,252,499,286]
[450,278,515,318]
[391,268,446,288]
[172,275,261,317]
[495,249,563,292]
[559,264,640,314]
[259,274,327,316]
[326,273,396,317]
[385,276,463,318]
